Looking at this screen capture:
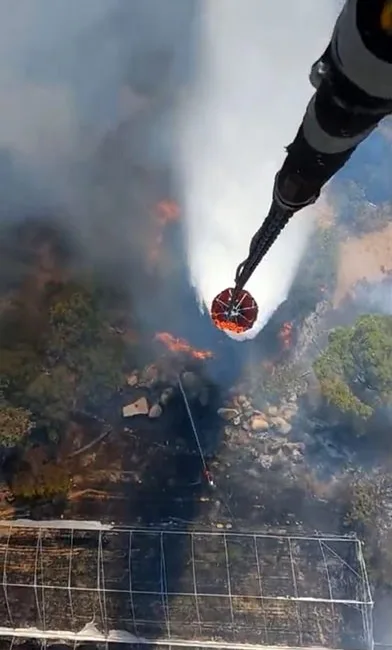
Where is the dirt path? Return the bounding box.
[334,223,392,306]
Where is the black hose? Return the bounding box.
[234,203,294,291]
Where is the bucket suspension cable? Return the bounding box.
[178,374,208,472]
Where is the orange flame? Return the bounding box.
[155,200,180,224]
[148,200,180,267]
[212,317,249,335]
[155,332,213,360]
[279,321,293,351]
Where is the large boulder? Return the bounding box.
[267,405,278,416]
[122,397,149,417]
[250,414,269,432]
[149,404,163,419]
[217,408,240,422]
[140,364,159,387]
[126,372,138,387]
[159,387,174,406]
[281,404,298,421]
[270,416,292,435]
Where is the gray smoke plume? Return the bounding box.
[0,0,197,272]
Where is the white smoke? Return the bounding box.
[178,0,339,339]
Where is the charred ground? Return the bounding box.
[0,194,392,647]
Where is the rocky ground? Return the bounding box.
[217,398,303,470]
[115,347,353,532]
[121,358,307,472]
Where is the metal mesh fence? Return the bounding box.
[0,521,374,650]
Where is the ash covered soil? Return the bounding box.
[55,360,337,532]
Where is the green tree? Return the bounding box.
[25,366,76,436]
[0,345,41,398]
[341,472,392,588]
[343,472,387,532]
[314,314,392,421]
[0,405,32,448]
[0,275,128,441]
[47,287,102,368]
[76,336,125,408]
[46,282,125,404]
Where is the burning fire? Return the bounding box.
[155,332,213,360]
[212,318,249,335]
[148,199,180,267]
[155,200,180,224]
[279,321,293,351]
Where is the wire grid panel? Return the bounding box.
[0,523,374,649]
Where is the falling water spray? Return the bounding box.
[178,0,338,339]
